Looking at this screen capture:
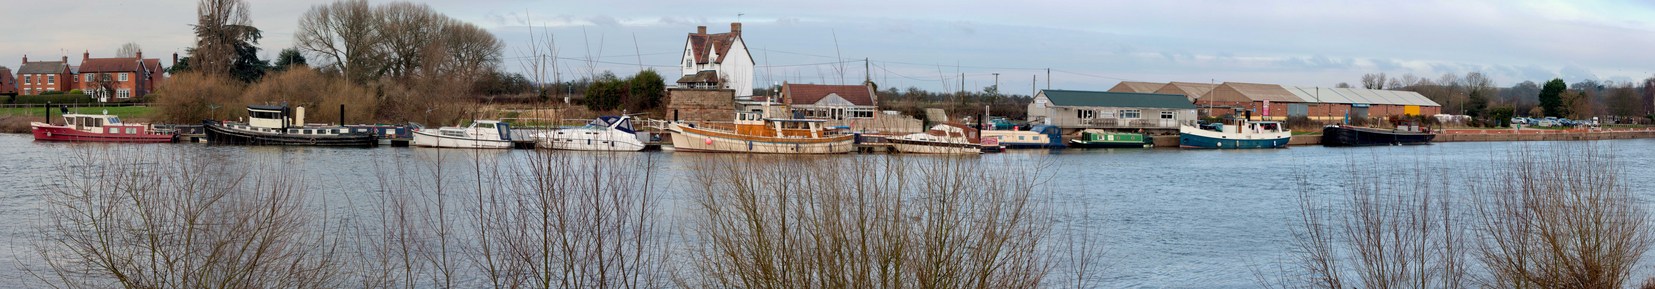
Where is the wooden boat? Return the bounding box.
[1321,124,1434,147]
[205,105,377,147]
[32,109,175,143]
[1070,129,1150,148]
[667,111,854,154]
[412,120,513,149]
[890,124,981,154]
[1178,119,1290,149]
[980,125,1065,149]
[538,116,646,151]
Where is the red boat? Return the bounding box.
[32,113,176,143]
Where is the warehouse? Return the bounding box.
[1026,89,1198,132]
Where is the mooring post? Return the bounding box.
[45,101,51,124]
[339,104,345,126]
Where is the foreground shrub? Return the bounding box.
[152,72,246,123]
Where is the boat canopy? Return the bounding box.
[589,116,636,134]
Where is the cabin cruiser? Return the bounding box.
[667,111,854,154]
[539,116,646,151]
[889,124,981,154]
[411,120,513,149]
[32,108,176,143]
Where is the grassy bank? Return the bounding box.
[0,106,155,120]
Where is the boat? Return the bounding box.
[31,108,175,143]
[889,124,981,154]
[980,125,1065,149]
[538,116,646,151]
[667,111,855,154]
[411,120,513,149]
[1178,119,1291,149]
[1321,124,1434,147]
[204,105,377,147]
[1070,129,1151,148]
[979,137,1005,153]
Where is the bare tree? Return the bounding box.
[295,0,380,83]
[296,0,500,84]
[116,42,142,58]
[191,0,256,77]
[31,146,344,288]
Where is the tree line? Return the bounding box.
[1347,72,1655,126]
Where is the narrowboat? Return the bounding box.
[1178,120,1291,149]
[204,105,377,147]
[889,124,981,154]
[980,125,1065,149]
[538,116,646,151]
[667,111,854,154]
[1321,124,1434,147]
[411,120,513,149]
[32,109,176,143]
[1070,129,1151,148]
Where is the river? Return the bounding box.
[1,133,1651,288]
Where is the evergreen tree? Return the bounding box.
[1539,78,1567,117]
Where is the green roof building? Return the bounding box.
[1027,89,1197,130]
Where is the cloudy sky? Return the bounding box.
[8,0,1655,93]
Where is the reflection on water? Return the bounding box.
[0,133,1651,288]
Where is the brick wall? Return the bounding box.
[666,88,736,123]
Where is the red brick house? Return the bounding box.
[0,66,16,95]
[17,55,75,95]
[78,51,164,101]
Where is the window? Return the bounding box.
[23,75,30,84]
[117,89,130,98]
[119,73,128,82]
[85,74,93,82]
[47,75,55,84]
[1120,109,1141,119]
[1077,109,1095,119]
[1161,111,1176,119]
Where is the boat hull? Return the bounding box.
[32,124,175,143]
[1178,133,1290,149]
[1321,126,1435,147]
[204,121,377,147]
[411,130,512,149]
[889,138,981,154]
[539,130,646,151]
[668,124,854,154]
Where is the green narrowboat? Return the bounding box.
[1070,129,1151,148]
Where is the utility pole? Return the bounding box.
[864,57,870,84]
[1045,68,1051,89]
[1032,75,1037,96]
[992,73,999,96]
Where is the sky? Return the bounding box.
[6,0,1655,93]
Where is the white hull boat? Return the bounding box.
[539,116,646,151]
[412,120,513,149]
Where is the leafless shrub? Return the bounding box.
[240,68,377,124]
[680,155,1061,288]
[1471,145,1652,288]
[152,72,247,123]
[31,146,342,288]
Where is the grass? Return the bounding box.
[0,106,155,120]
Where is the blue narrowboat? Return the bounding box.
[1178,120,1291,149]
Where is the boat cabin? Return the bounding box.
[1203,121,1285,134]
[587,116,636,134]
[732,111,829,138]
[246,105,293,129]
[62,113,153,135]
[438,120,512,141]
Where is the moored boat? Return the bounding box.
[1321,124,1434,147]
[1070,129,1150,148]
[1178,119,1290,149]
[667,111,854,154]
[204,105,377,147]
[411,120,513,149]
[890,124,981,154]
[980,125,1065,149]
[538,116,646,151]
[32,110,176,143]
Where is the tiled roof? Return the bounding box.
[1038,90,1196,109]
[1154,82,1217,102]
[687,32,739,65]
[17,61,69,75]
[143,59,162,73]
[675,70,722,84]
[784,84,874,106]
[79,57,144,73]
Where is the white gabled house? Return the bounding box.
[677,23,756,98]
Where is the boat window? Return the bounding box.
[108,117,122,124]
[442,131,467,137]
[479,123,495,129]
[126,128,137,134]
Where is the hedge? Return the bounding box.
[12,94,97,104]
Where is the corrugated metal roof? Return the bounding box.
[1154,82,1217,102]
[1107,81,1166,93]
[1282,86,1439,106]
[1039,89,1196,109]
[1210,82,1305,103]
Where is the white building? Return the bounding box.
[678,23,755,98]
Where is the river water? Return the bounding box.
[1,133,1652,288]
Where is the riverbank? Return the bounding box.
[1147,127,1655,147]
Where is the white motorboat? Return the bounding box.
[890,124,981,154]
[412,120,513,149]
[538,116,646,151]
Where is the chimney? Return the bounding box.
[62,55,67,63]
[83,50,89,61]
[731,22,742,36]
[21,55,26,63]
[172,53,178,67]
[696,25,706,35]
[136,50,142,60]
